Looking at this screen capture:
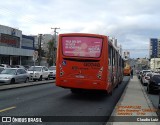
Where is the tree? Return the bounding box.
[46,38,56,66]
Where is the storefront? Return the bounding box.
[0,25,34,65]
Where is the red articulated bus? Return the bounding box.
[56,33,124,94]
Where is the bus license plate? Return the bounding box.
[75,75,84,78]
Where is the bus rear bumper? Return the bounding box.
[56,78,109,91]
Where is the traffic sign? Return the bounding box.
[33,51,38,61]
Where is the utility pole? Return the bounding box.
[38,34,42,66]
[51,27,60,42]
[51,27,60,65]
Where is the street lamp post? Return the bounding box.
[38,34,42,66]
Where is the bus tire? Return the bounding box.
[115,83,118,88]
[71,89,79,94]
[108,90,113,96]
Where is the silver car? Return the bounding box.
[48,66,56,79]
[27,66,50,81]
[0,68,30,84]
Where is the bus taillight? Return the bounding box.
[59,65,64,77]
[97,67,103,79]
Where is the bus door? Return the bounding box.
[108,44,113,87]
[115,51,119,85]
[112,47,117,87]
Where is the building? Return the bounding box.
[136,58,149,70]
[150,58,160,71]
[149,38,160,58]
[0,25,34,65]
[123,51,130,59]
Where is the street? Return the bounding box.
[0,76,130,125]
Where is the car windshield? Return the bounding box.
[152,75,160,82]
[28,67,42,71]
[143,71,150,74]
[147,73,152,76]
[1,69,16,75]
[49,67,56,70]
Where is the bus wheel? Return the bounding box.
[108,90,113,96]
[71,89,79,94]
[115,84,118,88]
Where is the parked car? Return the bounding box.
[142,72,152,86]
[27,66,50,81]
[0,67,4,73]
[0,64,10,68]
[140,70,151,83]
[147,73,160,94]
[48,66,56,79]
[23,65,31,70]
[10,65,25,69]
[0,68,30,84]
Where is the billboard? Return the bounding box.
[62,37,103,58]
[0,33,20,48]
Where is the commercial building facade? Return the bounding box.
[0,25,34,65]
[149,38,160,58]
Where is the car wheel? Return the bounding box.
[39,76,42,81]
[10,78,15,84]
[25,77,29,83]
[45,76,49,80]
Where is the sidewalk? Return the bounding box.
[0,80,55,91]
[107,76,159,125]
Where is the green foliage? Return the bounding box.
[46,38,56,66]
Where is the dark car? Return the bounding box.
[147,73,160,94]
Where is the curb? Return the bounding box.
[106,77,131,125]
[138,78,158,117]
[0,80,55,91]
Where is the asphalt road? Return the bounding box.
[0,76,130,125]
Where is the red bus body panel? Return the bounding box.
[56,33,120,93]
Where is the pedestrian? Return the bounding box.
[130,68,133,79]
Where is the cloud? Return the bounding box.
[0,0,160,58]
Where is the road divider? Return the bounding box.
[0,80,55,91]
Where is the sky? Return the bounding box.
[0,0,160,58]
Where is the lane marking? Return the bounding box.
[0,106,16,113]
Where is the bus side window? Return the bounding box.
[108,45,111,66]
[108,59,110,66]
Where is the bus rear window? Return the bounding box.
[62,37,103,58]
